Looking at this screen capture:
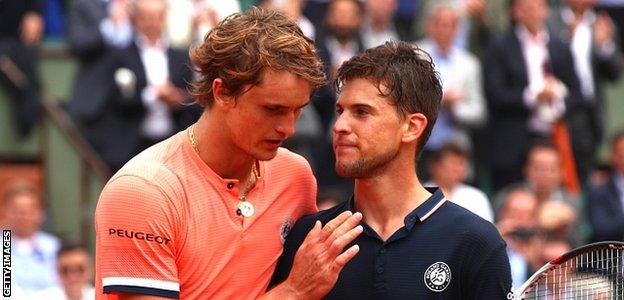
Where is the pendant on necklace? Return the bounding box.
[237,199,255,217]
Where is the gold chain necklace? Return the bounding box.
[188,124,258,217]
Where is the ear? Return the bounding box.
[212,78,235,108]
[402,113,428,144]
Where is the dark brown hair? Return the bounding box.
[429,142,470,164]
[333,41,442,156]
[190,7,325,107]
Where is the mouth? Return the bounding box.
[333,141,357,152]
[264,139,284,149]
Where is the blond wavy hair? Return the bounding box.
[190,7,326,108]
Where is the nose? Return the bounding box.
[332,112,350,136]
[275,111,298,138]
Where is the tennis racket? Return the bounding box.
[514,241,624,299]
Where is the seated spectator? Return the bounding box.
[361,0,399,49]
[587,131,624,242]
[539,235,572,266]
[1,180,60,295]
[495,186,540,290]
[34,241,94,300]
[416,3,487,179]
[537,200,579,245]
[426,143,493,222]
[498,140,588,245]
[523,140,580,205]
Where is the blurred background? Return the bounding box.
[1,0,624,297]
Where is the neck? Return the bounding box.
[525,25,542,36]
[65,286,84,300]
[369,18,388,32]
[192,112,256,181]
[353,153,431,240]
[571,6,587,18]
[436,42,451,55]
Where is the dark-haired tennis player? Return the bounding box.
[270,41,513,299]
[94,5,362,300]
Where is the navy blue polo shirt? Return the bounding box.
[270,188,513,299]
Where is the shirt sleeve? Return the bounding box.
[95,174,182,299]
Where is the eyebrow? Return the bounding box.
[336,103,375,110]
[266,101,310,109]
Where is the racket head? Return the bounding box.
[514,241,624,300]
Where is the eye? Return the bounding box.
[265,106,286,115]
[354,108,369,117]
[335,107,344,115]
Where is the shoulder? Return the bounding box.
[455,49,480,68]
[266,148,315,181]
[273,148,312,168]
[288,201,349,240]
[35,232,61,253]
[439,202,503,246]
[99,136,187,212]
[587,179,616,200]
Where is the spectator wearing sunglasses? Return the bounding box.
[34,241,94,300]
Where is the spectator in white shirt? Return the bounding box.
[426,142,493,222]
[2,180,60,295]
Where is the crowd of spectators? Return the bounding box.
[1,0,624,293]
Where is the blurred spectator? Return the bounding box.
[361,0,399,48]
[2,180,60,295]
[523,140,580,205]
[316,0,364,78]
[537,200,577,242]
[548,0,623,184]
[484,0,583,191]
[508,140,587,245]
[538,235,572,266]
[33,241,94,300]
[82,0,199,172]
[0,0,43,137]
[260,0,324,168]
[166,0,240,49]
[587,131,624,242]
[417,3,486,180]
[67,0,133,148]
[426,143,493,222]
[312,0,364,199]
[394,0,419,41]
[495,186,540,290]
[302,0,331,32]
[596,0,624,55]
[261,0,315,39]
[415,0,509,56]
